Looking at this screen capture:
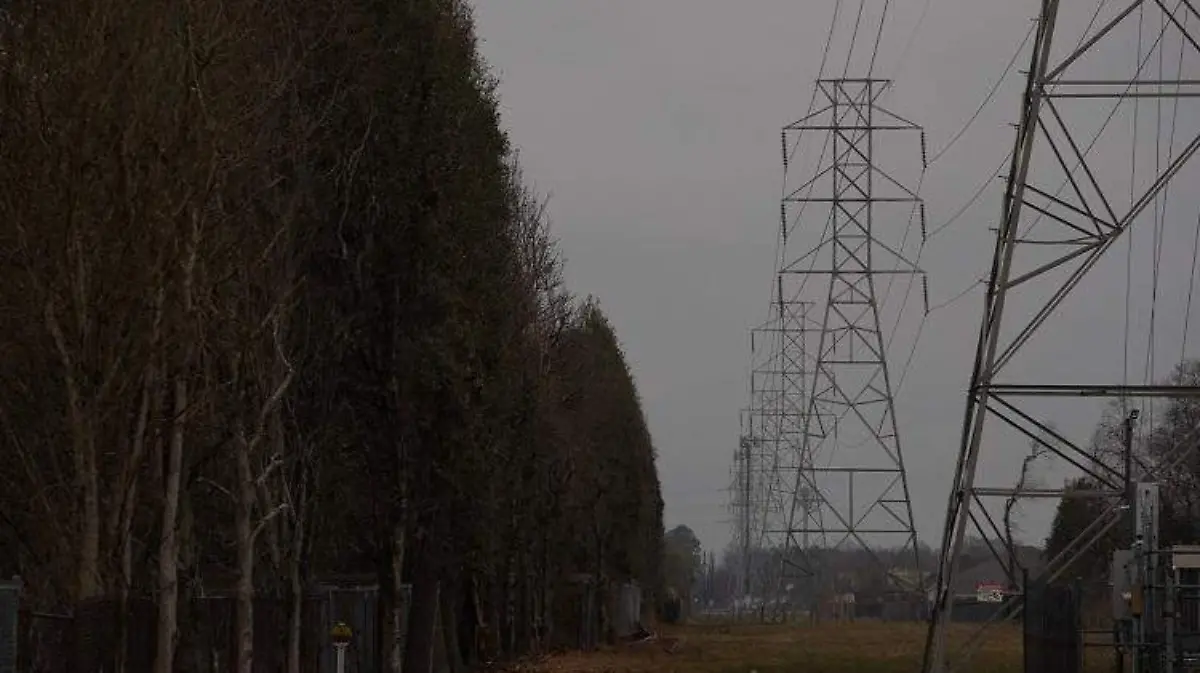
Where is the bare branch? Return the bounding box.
[199,476,236,503]
[256,453,286,488]
[252,503,290,542]
[1004,427,1049,580]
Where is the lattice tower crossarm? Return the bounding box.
[777,78,926,606]
[923,1,1200,671]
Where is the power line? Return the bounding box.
[876,12,1041,393]
[927,151,1010,240]
[924,2,1200,668]
[841,0,867,78]
[1181,211,1200,362]
[887,0,934,84]
[927,20,1035,165]
[751,0,842,351]
[921,1,1110,243]
[868,0,892,78]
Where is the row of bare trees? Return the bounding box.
[0,1,664,672]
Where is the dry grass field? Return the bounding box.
[501,621,1120,673]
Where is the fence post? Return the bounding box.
[0,577,19,673]
[1023,568,1034,673]
[331,621,352,673]
[1072,578,1084,673]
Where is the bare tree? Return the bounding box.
[0,2,669,670]
[1003,425,1051,586]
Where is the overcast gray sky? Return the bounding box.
[471,0,1200,557]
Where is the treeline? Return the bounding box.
[1046,360,1200,582]
[0,0,663,672]
[728,542,934,603]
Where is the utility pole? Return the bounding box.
[709,551,716,607]
[1124,409,1139,543]
[743,436,752,598]
[736,433,753,600]
[1118,409,1138,673]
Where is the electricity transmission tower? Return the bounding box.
[732,291,813,606]
[776,78,925,603]
[924,1,1200,671]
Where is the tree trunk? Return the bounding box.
[538,528,552,651]
[378,522,406,673]
[153,373,186,673]
[404,549,439,673]
[46,298,102,601]
[460,577,481,666]
[500,556,514,657]
[114,369,154,673]
[286,464,308,673]
[440,577,462,673]
[78,430,101,600]
[515,555,532,654]
[234,442,256,673]
[155,216,198,673]
[488,578,503,659]
[391,522,407,673]
[286,542,303,673]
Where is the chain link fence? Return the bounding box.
[0,579,405,673]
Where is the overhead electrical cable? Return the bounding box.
[1125,0,1146,416]
[927,21,1035,166]
[1182,212,1200,363]
[926,150,1013,241]
[875,12,1042,392]
[887,2,1123,399]
[842,0,866,78]
[1143,8,1186,434]
[887,0,934,85]
[868,0,892,78]
[741,0,845,568]
[744,0,842,426]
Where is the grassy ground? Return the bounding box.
[503,621,1120,673]
[502,622,1024,673]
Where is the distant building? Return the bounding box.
[951,545,1044,601]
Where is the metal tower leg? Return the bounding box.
[924,1,1200,670]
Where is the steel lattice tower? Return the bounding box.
[732,291,813,607]
[776,79,925,606]
[925,1,1200,670]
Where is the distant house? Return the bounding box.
[951,545,1045,600]
[887,566,932,593]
